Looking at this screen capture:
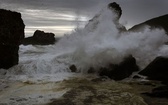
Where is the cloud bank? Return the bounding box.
[0,0,168,36]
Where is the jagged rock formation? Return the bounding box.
[108,2,126,32]
[129,14,168,34]
[22,30,56,45]
[85,2,126,32]
[108,2,122,21]
[0,9,25,69]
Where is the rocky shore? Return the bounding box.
[0,76,168,105]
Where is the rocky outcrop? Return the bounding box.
[108,2,126,32]
[139,57,168,84]
[85,2,126,32]
[22,30,56,45]
[129,14,168,34]
[0,9,25,69]
[108,2,122,21]
[99,55,139,80]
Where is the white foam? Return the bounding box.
[2,5,168,82]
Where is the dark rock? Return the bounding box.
[22,30,57,45]
[139,56,168,83]
[142,86,168,98]
[108,2,126,32]
[69,65,77,72]
[129,14,168,34]
[85,2,126,32]
[108,2,122,20]
[0,9,25,69]
[99,55,139,80]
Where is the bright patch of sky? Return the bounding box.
[0,0,168,37]
[20,9,88,37]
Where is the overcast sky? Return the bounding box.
[0,0,168,37]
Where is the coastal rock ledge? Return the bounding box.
[0,9,25,69]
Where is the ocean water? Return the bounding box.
[1,6,168,83]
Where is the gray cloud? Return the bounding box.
[0,0,102,13]
[0,0,168,36]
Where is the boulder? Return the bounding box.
[139,57,168,84]
[69,65,77,72]
[22,30,56,45]
[0,9,25,69]
[99,55,139,80]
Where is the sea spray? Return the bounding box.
[2,4,168,82]
[56,6,168,71]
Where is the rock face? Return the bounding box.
[0,9,25,69]
[22,30,56,45]
[129,14,168,34]
[99,55,139,80]
[139,57,168,84]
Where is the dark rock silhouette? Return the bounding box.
[108,2,122,21]
[0,9,25,69]
[22,30,56,45]
[69,65,77,72]
[85,2,126,32]
[129,14,168,34]
[108,2,126,32]
[99,55,139,80]
[139,57,168,84]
